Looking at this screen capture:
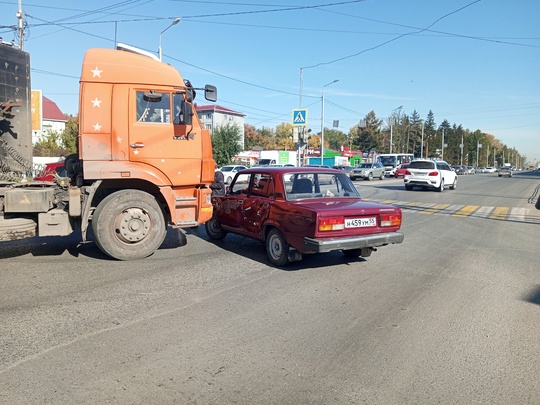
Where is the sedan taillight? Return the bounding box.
[428,171,439,176]
[319,217,345,231]
[380,213,401,227]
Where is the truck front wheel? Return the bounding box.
[92,190,166,260]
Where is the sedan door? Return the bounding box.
[218,173,252,233]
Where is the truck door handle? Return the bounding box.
[130,143,145,148]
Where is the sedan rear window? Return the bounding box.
[409,161,435,170]
[285,172,360,200]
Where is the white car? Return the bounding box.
[403,159,457,192]
[219,165,248,184]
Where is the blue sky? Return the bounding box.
[1,0,539,164]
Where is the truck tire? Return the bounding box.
[92,190,166,260]
[0,217,37,242]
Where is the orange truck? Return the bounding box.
[0,42,217,260]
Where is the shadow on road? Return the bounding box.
[185,225,369,271]
[0,226,188,260]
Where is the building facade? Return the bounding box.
[195,104,246,148]
[32,95,67,144]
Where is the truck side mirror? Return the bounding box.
[536,197,540,210]
[180,101,193,126]
[205,85,217,102]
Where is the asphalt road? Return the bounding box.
[1,171,539,404]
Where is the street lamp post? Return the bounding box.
[159,17,181,61]
[420,120,424,158]
[441,128,445,161]
[321,79,339,165]
[476,140,482,167]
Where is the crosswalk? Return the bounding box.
[364,199,540,223]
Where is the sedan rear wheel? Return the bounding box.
[266,228,290,267]
[367,172,373,181]
[379,172,384,180]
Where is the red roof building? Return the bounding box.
[195,104,246,148]
[32,94,67,145]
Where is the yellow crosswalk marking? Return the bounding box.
[421,203,451,214]
[489,206,509,220]
[452,205,480,217]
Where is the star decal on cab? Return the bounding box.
[91,98,102,108]
[93,123,102,132]
[91,66,103,78]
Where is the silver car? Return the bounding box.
[349,162,385,181]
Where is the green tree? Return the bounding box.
[351,111,382,153]
[33,114,78,157]
[320,128,348,151]
[61,114,78,154]
[211,123,242,167]
[33,130,64,157]
[423,110,436,158]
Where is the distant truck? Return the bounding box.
[256,150,297,166]
[0,42,217,260]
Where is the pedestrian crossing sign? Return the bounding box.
[292,108,308,126]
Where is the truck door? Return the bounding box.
[129,89,202,185]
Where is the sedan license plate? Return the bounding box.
[345,217,376,228]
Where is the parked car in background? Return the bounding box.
[333,165,353,175]
[219,165,248,184]
[498,166,513,177]
[485,167,496,173]
[404,159,457,192]
[349,162,385,181]
[466,166,476,175]
[394,163,410,178]
[451,165,466,175]
[205,167,404,266]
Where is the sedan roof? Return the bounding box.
[239,166,342,175]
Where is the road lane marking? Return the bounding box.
[364,199,537,222]
[490,206,509,220]
[452,205,480,217]
[421,203,451,214]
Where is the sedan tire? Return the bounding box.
[266,228,290,267]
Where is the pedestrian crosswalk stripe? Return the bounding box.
[421,203,451,214]
[474,206,494,218]
[452,205,480,217]
[363,198,539,223]
[490,206,509,220]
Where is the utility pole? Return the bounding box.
[17,0,24,50]
[441,128,445,161]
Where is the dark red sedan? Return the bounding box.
[205,167,404,266]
